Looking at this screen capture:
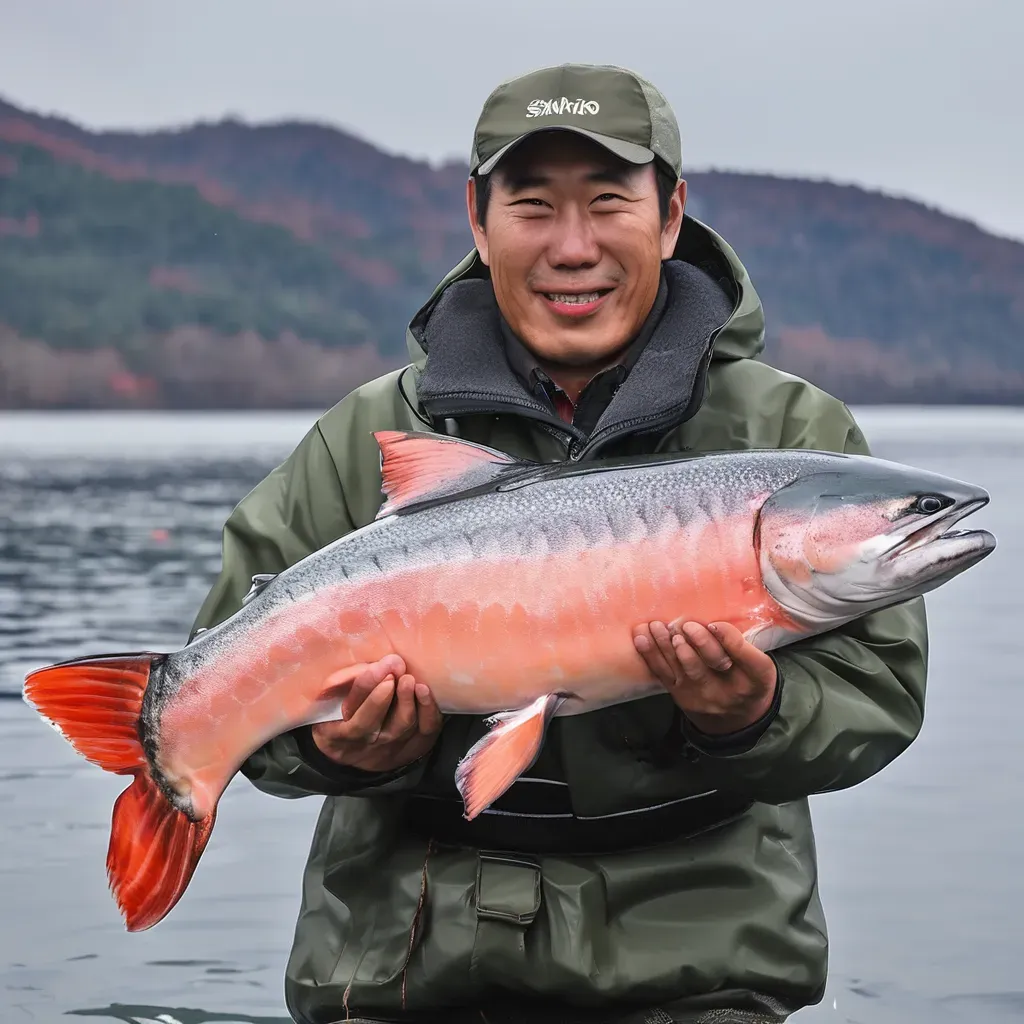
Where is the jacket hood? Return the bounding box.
[404,214,765,369]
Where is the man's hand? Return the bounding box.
[633,620,778,736]
[311,654,443,772]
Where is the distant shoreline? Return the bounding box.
[3,404,1023,464]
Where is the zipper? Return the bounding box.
[576,342,715,461]
[426,396,585,451]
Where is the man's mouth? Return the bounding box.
[539,289,613,317]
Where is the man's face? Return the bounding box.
[467,133,685,368]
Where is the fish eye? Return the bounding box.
[913,494,949,515]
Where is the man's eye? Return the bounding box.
[594,193,626,203]
[510,198,547,207]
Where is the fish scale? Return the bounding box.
[21,430,994,931]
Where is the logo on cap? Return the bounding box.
[526,97,601,118]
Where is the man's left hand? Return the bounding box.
[633,620,778,736]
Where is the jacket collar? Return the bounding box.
[413,256,735,456]
[499,269,669,398]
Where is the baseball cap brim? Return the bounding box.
[475,125,655,176]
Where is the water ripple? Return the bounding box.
[3,408,1023,1024]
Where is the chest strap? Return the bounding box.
[403,786,752,856]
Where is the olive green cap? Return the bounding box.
[470,63,682,179]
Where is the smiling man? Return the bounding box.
[192,64,929,1024]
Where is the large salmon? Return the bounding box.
[23,430,995,930]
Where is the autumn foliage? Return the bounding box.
[1,95,1022,409]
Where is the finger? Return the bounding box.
[649,621,681,678]
[633,624,677,685]
[378,674,418,741]
[339,678,395,741]
[708,622,777,682]
[414,682,444,736]
[340,674,377,721]
[680,621,733,672]
[380,653,408,680]
[342,655,406,719]
[671,632,712,683]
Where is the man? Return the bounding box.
[191,64,928,1024]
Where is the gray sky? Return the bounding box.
[3,0,1022,241]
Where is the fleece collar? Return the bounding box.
[414,256,735,449]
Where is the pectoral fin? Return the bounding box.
[743,622,801,651]
[455,693,564,820]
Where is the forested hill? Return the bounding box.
[1,95,1022,408]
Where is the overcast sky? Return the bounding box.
[2,0,1022,241]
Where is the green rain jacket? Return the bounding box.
[191,217,928,1024]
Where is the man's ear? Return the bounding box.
[660,178,687,260]
[466,177,490,266]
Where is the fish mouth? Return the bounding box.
[884,497,995,565]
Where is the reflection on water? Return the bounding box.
[1,408,1023,1024]
[0,456,289,690]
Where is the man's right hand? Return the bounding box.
[311,654,443,772]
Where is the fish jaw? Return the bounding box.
[879,496,996,596]
[756,459,996,632]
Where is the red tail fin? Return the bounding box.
[106,772,216,931]
[23,654,153,773]
[23,654,215,931]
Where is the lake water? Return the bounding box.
[1,408,1022,1024]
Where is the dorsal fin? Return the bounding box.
[374,430,522,518]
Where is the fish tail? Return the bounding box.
[23,653,157,773]
[23,653,215,931]
[106,769,216,932]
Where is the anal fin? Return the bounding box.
[455,693,564,820]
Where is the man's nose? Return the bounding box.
[546,207,601,269]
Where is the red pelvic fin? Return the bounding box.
[455,693,563,820]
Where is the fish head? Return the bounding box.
[756,455,996,633]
